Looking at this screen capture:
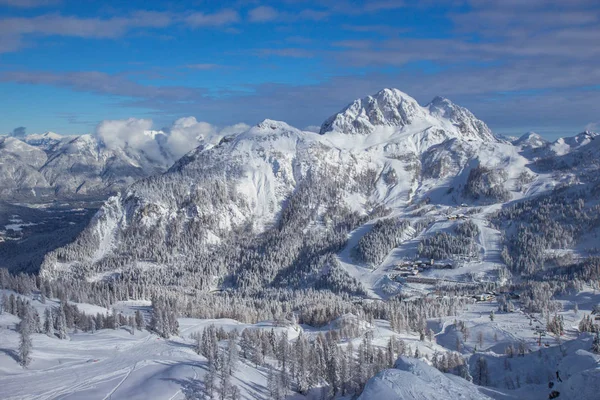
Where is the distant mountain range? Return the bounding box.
[0,130,176,199]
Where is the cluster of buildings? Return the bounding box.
[391,259,454,279]
[446,214,468,221]
[472,293,495,302]
[471,290,521,302]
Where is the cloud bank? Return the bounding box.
[94,117,249,163]
[9,126,26,137]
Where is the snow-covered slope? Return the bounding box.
[0,136,51,197]
[38,88,600,295]
[39,133,169,196]
[513,131,548,149]
[358,357,492,400]
[0,128,201,199]
[550,130,598,156]
[24,131,65,150]
[33,90,502,282]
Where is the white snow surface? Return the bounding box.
[2,288,600,399]
[359,357,493,400]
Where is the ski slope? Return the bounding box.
[2,287,600,399]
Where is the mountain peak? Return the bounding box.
[513,131,548,148]
[579,130,598,139]
[319,88,424,135]
[319,88,497,142]
[252,119,302,137]
[426,95,496,142]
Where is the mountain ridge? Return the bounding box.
[31,89,600,302]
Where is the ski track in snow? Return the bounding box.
[102,362,138,400]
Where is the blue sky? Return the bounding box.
[0,0,599,139]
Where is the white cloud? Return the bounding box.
[184,9,239,28]
[0,0,60,7]
[248,6,279,23]
[219,122,250,136]
[248,6,329,23]
[0,8,238,53]
[303,125,320,133]
[167,117,250,158]
[185,63,220,70]
[167,117,217,158]
[95,117,249,163]
[585,122,599,132]
[0,12,173,40]
[219,122,250,137]
[96,117,164,161]
[96,117,154,149]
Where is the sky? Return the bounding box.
[0,0,599,140]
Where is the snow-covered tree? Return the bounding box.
[55,304,68,340]
[276,331,291,392]
[474,356,489,386]
[43,308,54,337]
[592,331,600,354]
[204,359,217,400]
[226,338,238,375]
[135,310,144,330]
[18,305,33,367]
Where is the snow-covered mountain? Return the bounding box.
[0,136,51,197]
[320,89,496,143]
[38,88,600,296]
[513,131,548,149]
[23,131,64,150]
[0,130,189,199]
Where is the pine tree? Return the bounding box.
[226,338,238,375]
[18,306,33,367]
[113,309,120,330]
[339,347,350,396]
[32,310,41,334]
[204,358,217,400]
[55,305,68,340]
[43,308,54,337]
[218,351,231,400]
[0,293,6,314]
[386,337,395,367]
[475,356,489,386]
[276,331,291,391]
[294,333,310,393]
[592,331,600,354]
[325,341,341,396]
[9,294,16,315]
[128,315,136,335]
[192,331,202,355]
[239,329,252,361]
[229,385,241,400]
[135,310,144,330]
[267,364,277,399]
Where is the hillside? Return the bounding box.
[37,89,600,301]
